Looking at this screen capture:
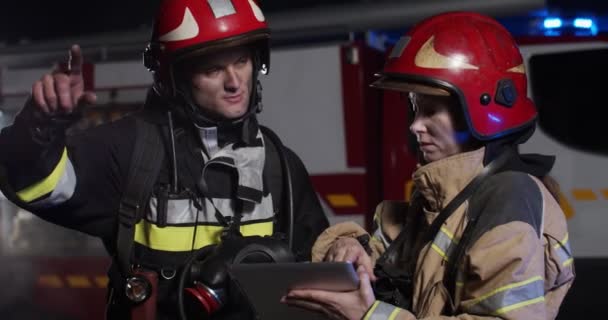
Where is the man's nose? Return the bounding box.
[224,67,240,91]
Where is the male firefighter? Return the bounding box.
[0,0,329,319]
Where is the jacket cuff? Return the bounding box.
[362,300,413,320]
[311,221,369,262]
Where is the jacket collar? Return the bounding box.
[142,88,260,148]
[412,147,486,212]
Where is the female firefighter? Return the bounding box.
[283,11,574,320]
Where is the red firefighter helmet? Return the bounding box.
[143,0,270,98]
[371,11,537,140]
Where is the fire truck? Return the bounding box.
[0,12,605,320]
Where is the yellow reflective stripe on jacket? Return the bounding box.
[16,147,68,202]
[134,220,273,252]
[431,226,459,261]
[363,301,402,320]
[554,233,573,267]
[467,276,545,316]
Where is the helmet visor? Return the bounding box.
[370,75,450,97]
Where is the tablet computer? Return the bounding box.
[229,262,359,320]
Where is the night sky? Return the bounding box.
[1,0,607,44]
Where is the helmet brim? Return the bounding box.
[172,29,270,68]
[370,75,450,97]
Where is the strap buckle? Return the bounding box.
[118,198,140,227]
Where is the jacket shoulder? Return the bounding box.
[468,171,544,243]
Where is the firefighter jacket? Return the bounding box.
[312,147,574,320]
[0,94,329,317]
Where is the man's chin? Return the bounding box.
[218,107,249,121]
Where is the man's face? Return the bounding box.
[186,46,254,121]
[408,92,469,163]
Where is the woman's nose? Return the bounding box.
[409,115,426,135]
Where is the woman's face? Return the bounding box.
[408,92,472,163]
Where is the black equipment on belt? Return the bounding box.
[177,230,295,319]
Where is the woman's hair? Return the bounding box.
[541,174,562,204]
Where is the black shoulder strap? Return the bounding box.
[260,126,283,217]
[115,117,165,276]
[372,149,514,310]
[440,149,516,311]
[381,149,513,266]
[423,149,514,244]
[259,125,294,250]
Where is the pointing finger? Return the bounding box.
[68,44,83,75]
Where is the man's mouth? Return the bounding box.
[224,93,243,104]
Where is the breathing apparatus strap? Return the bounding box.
[259,125,294,250]
[116,118,165,277]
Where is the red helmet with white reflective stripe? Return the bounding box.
[371,11,537,140]
[144,0,270,97]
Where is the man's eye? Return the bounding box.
[205,67,221,75]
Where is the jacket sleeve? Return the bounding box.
[536,177,575,319]
[0,100,69,198]
[283,147,330,261]
[310,200,398,264]
[363,172,555,320]
[363,221,547,320]
[0,100,131,239]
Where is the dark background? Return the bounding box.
[0,1,605,319]
[1,0,608,43]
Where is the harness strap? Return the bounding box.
[116,118,165,276]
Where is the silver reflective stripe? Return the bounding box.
[208,131,265,202]
[148,197,200,224]
[373,227,390,249]
[207,0,236,18]
[431,227,458,261]
[198,126,219,156]
[365,301,401,320]
[30,157,77,208]
[199,129,266,205]
[554,234,573,267]
[212,193,274,221]
[467,276,545,316]
[389,36,410,58]
[147,194,274,225]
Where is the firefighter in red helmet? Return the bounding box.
[143,0,272,127]
[284,12,574,320]
[0,0,328,319]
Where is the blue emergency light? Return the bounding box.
[543,18,562,29]
[573,18,594,29]
[541,16,598,35]
[365,13,604,50]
